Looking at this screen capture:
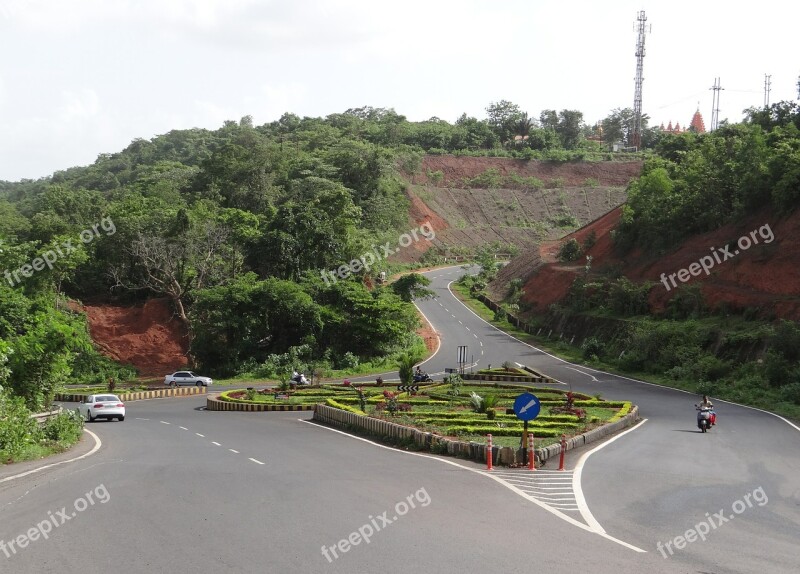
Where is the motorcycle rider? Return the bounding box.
[697,395,716,425]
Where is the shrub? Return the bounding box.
[469,392,484,413]
[0,392,40,459]
[557,238,583,261]
[338,352,360,370]
[581,337,604,360]
[41,410,84,445]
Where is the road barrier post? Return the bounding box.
[528,434,535,471]
[558,434,567,471]
[486,434,493,471]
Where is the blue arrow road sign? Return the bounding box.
[513,393,541,421]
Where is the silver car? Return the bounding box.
[164,371,213,387]
[78,394,125,422]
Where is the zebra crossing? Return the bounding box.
[486,469,580,513]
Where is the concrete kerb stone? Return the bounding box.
[312,403,640,466]
[206,394,317,411]
[54,386,207,403]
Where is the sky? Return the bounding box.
[1,0,798,181]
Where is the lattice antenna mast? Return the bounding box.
[710,77,724,131]
[764,74,772,107]
[631,10,650,149]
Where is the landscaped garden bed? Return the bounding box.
[220,380,633,452]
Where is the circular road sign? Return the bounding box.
[513,393,541,421]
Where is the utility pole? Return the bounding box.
[710,77,724,131]
[631,10,650,150]
[763,74,772,107]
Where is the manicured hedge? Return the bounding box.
[444,426,563,438]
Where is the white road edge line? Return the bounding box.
[414,303,442,368]
[179,427,188,430]
[160,421,170,424]
[229,449,240,454]
[212,442,221,446]
[564,367,599,382]
[249,458,265,465]
[445,279,800,434]
[300,419,644,552]
[573,418,649,544]
[196,433,205,437]
[0,428,102,484]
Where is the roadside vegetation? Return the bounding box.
[0,390,84,464]
[454,102,800,422]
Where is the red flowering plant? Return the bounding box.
[382,390,398,415]
[550,391,587,421]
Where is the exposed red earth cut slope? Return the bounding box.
[416,156,643,187]
[493,206,800,320]
[78,298,190,376]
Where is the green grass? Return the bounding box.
[1,439,82,466]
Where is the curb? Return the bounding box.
[55,386,207,402]
[206,395,316,411]
[312,403,640,466]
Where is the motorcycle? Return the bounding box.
[413,372,433,383]
[695,405,714,432]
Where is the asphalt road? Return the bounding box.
[1,264,798,573]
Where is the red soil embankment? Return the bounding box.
[79,298,190,377]
[510,206,800,320]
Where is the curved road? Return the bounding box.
[0,264,797,573]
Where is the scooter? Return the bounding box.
[413,372,433,383]
[696,405,714,432]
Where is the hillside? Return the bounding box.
[75,156,640,375]
[489,205,800,320]
[393,156,640,262]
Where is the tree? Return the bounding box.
[390,273,434,302]
[485,100,525,145]
[190,274,322,375]
[556,109,585,149]
[256,177,361,280]
[111,223,230,326]
[602,108,635,146]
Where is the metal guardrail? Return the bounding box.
[30,406,63,424]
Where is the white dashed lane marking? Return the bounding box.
[148,420,262,466]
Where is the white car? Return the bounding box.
[164,371,213,387]
[78,394,125,422]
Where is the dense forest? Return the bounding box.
[0,102,655,412]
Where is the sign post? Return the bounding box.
[457,346,468,374]
[513,393,541,467]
